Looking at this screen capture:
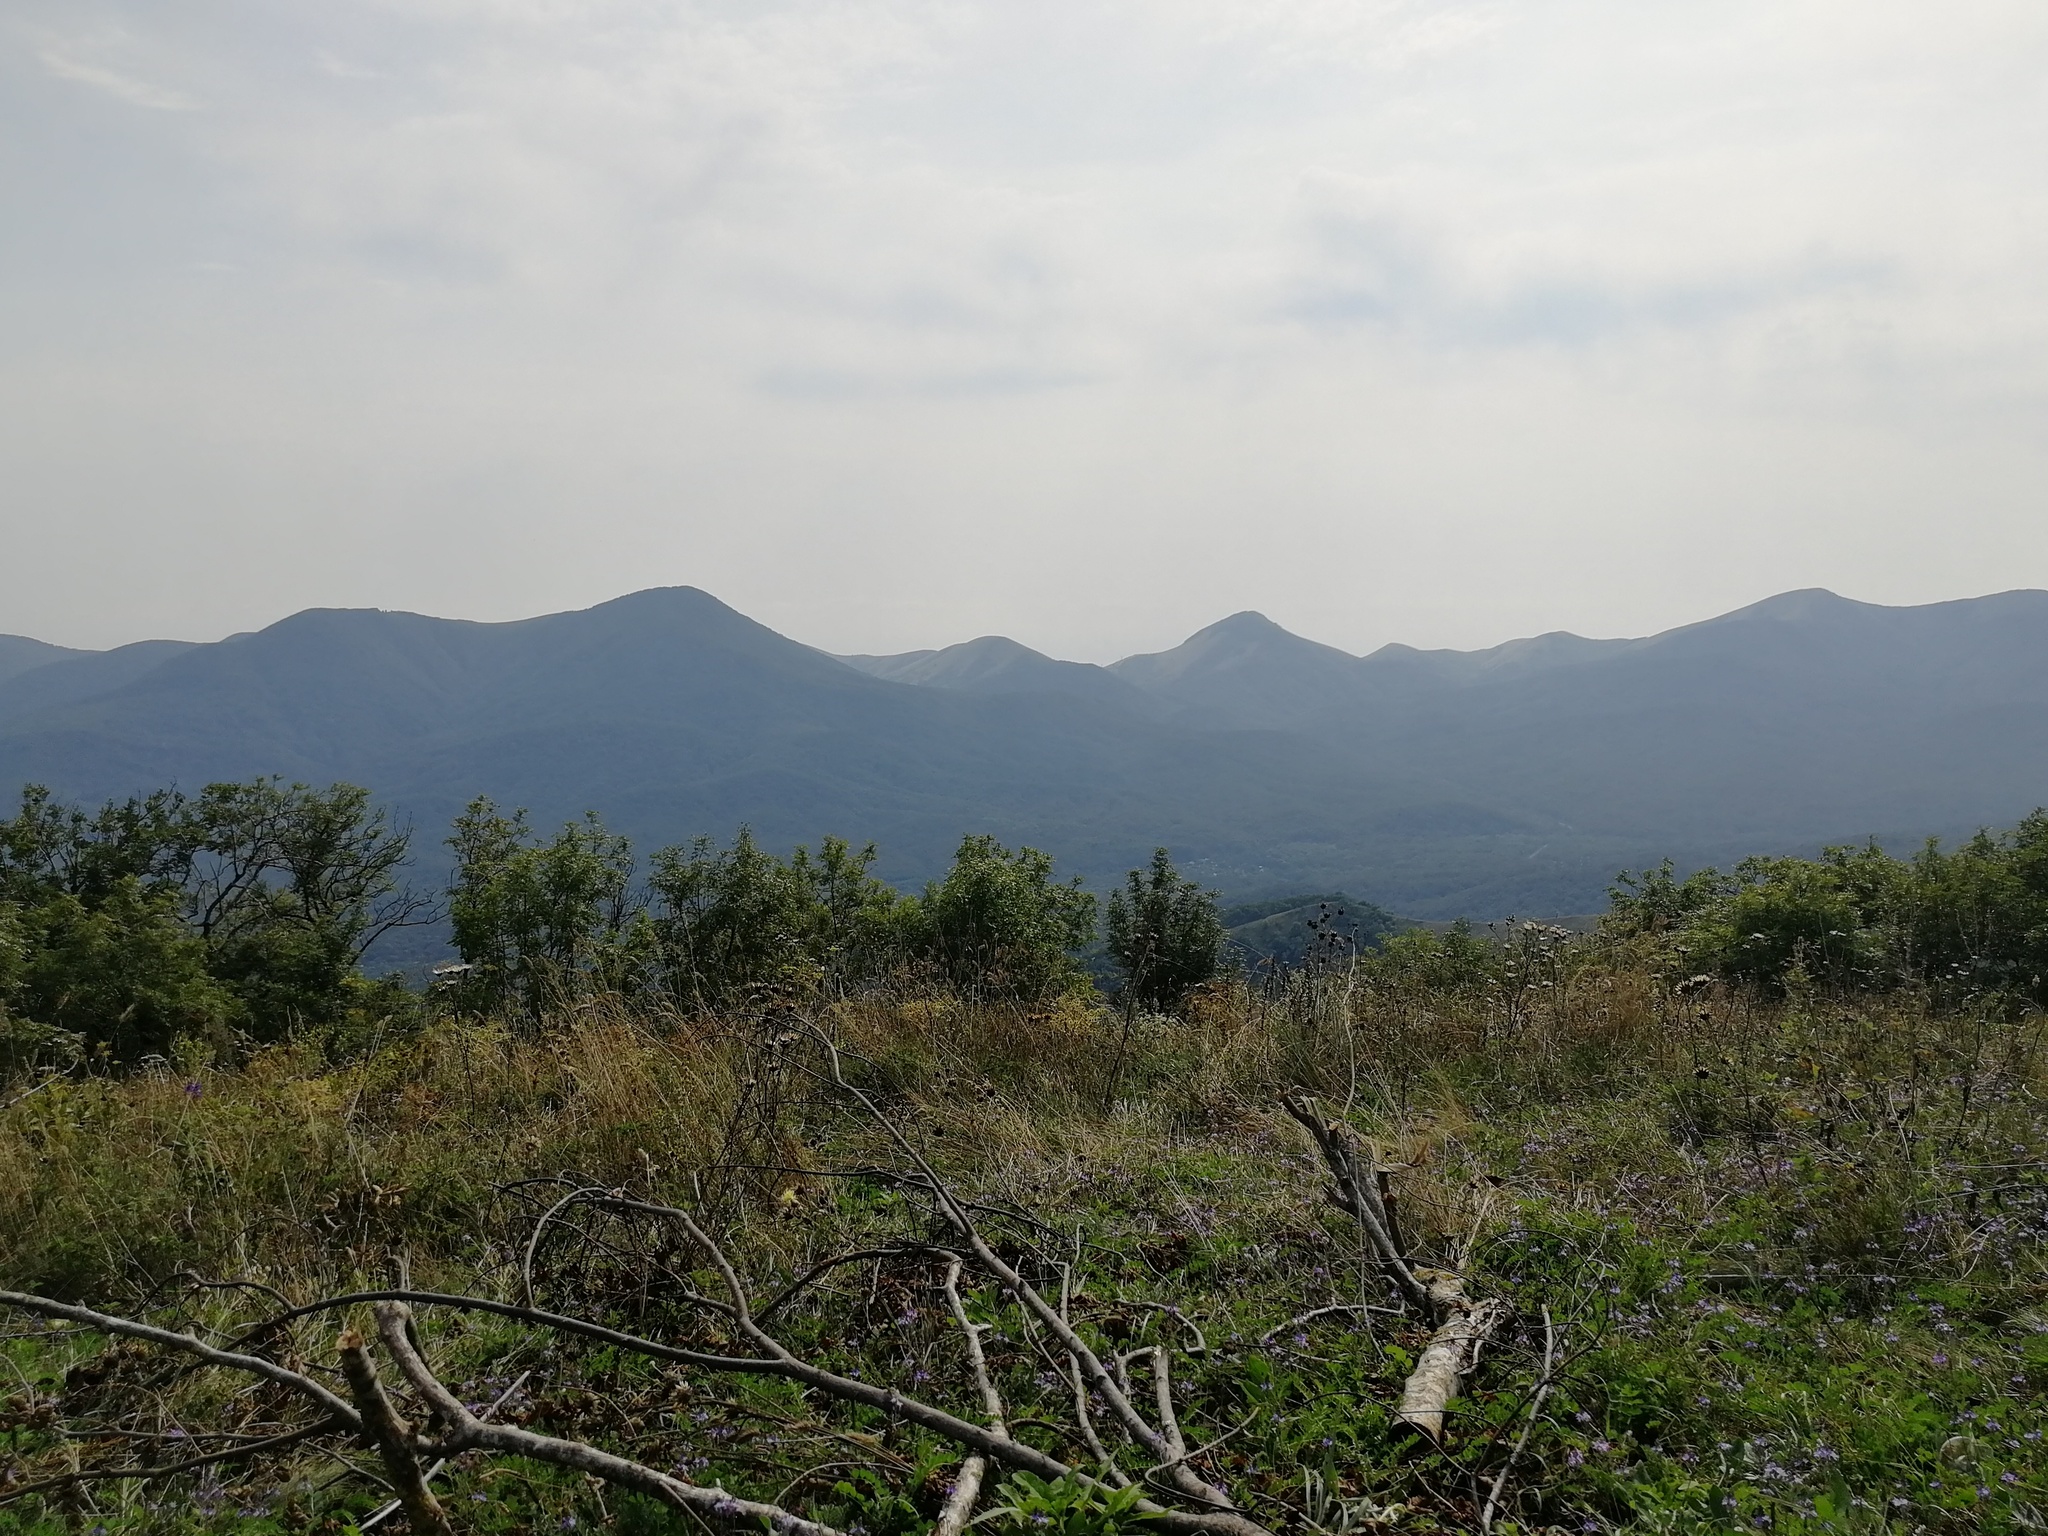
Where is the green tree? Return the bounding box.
[0,780,426,1056]
[180,780,428,1029]
[0,784,191,907]
[15,881,241,1062]
[908,835,1096,1002]
[648,829,902,1007]
[447,799,647,1018]
[1105,848,1223,1012]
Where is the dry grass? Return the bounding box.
[4,958,2047,1533]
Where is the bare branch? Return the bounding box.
[804,1027,1253,1526]
[1254,1303,1399,1349]
[1281,1096,1512,1447]
[371,1302,847,1536]
[523,1183,609,1307]
[1394,1282,1512,1444]
[337,1327,453,1536]
[360,1369,531,1532]
[1481,1305,1558,1532]
[758,1247,942,1324]
[935,1258,1007,1536]
[1280,1096,1429,1313]
[0,1425,327,1508]
[0,1289,361,1432]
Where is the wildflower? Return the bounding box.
[2003,1472,2020,1485]
[183,1080,203,1099]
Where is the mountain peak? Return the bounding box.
[1711,588,1857,624]
[1108,612,1361,726]
[835,633,1154,709]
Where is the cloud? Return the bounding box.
[38,47,196,111]
[4,0,2048,661]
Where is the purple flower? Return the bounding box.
[183,1080,203,1099]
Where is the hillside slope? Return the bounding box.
[2,586,2044,917]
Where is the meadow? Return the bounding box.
[5,926,2044,1534]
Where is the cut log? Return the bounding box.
[1395,1291,1510,1443]
[1282,1095,1511,1445]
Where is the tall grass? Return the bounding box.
[3,953,2046,1533]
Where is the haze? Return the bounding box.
[5,1,2048,660]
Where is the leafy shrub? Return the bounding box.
[648,828,905,1006]
[982,1472,1156,1536]
[905,834,1097,1002]
[447,798,648,1017]
[1607,811,2048,1002]
[1105,847,1223,1012]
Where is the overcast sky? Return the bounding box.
[5,1,2047,661]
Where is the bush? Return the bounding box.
[1606,811,2048,1003]
[447,799,648,1017]
[648,828,905,1006]
[1105,847,1223,1012]
[14,881,242,1062]
[907,834,1097,1002]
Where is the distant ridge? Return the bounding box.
[3,585,2046,919]
[839,636,1158,712]
[0,635,90,687]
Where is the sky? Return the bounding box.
[5,1,2048,663]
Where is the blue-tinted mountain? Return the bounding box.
[0,635,89,687]
[2,585,2044,919]
[839,636,1159,713]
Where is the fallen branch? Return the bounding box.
[371,1302,845,1535]
[0,1289,361,1433]
[1280,1095,1511,1445]
[0,1425,328,1507]
[806,1026,1263,1532]
[359,1369,531,1532]
[935,1257,1006,1536]
[1480,1304,1558,1531]
[338,1326,453,1536]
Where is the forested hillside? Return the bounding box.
[5,794,2046,1534]
[4,587,2047,918]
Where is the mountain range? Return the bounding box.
[3,586,2046,919]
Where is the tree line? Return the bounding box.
[1602,815,2048,1005]
[0,782,1227,1070]
[8,776,2045,1074]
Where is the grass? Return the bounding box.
[2,951,2045,1534]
